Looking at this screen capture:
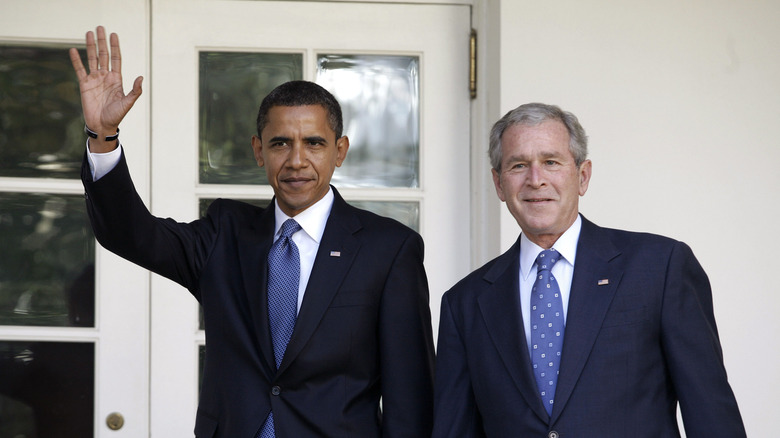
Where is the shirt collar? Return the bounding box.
[273,187,334,244]
[519,214,582,280]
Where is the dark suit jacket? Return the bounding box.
[82,152,435,437]
[432,216,745,438]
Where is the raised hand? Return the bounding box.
[69,26,142,153]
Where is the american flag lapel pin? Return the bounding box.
[330,251,341,257]
[597,278,609,286]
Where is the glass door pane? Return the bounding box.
[316,54,420,189]
[0,45,86,179]
[0,193,95,328]
[199,52,303,185]
[349,200,419,231]
[0,340,94,438]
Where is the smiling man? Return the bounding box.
[432,103,746,438]
[72,27,434,438]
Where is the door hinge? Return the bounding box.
[470,29,477,99]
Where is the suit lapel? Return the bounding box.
[238,204,277,376]
[551,216,623,422]
[477,238,550,423]
[277,189,361,375]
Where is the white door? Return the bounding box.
[0,0,150,436]
[150,0,471,434]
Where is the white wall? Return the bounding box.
[494,1,779,435]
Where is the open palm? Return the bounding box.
[69,26,142,151]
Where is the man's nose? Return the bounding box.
[527,164,545,187]
[288,143,306,167]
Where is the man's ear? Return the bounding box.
[578,159,592,196]
[492,168,506,202]
[335,136,350,167]
[251,135,264,167]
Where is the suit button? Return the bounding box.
[548,431,560,438]
[271,386,281,396]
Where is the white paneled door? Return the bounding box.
[0,0,150,436]
[150,0,471,434]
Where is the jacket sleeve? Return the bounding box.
[81,151,217,297]
[660,241,746,437]
[432,292,486,438]
[378,231,435,437]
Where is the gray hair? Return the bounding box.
[488,103,588,171]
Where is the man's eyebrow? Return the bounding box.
[506,151,564,161]
[303,135,328,143]
[539,151,565,160]
[268,136,292,143]
[503,153,530,163]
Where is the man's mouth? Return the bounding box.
[281,176,313,187]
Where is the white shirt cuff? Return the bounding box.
[86,139,122,181]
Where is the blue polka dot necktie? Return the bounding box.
[531,248,565,417]
[258,218,301,438]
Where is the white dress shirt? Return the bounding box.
[518,215,582,356]
[87,142,332,313]
[272,191,332,313]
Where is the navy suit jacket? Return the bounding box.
[82,152,435,437]
[433,216,745,438]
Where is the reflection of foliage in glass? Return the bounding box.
[0,193,95,327]
[199,52,302,185]
[0,45,85,179]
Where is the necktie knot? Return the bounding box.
[279,218,301,239]
[535,248,560,272]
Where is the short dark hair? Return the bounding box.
[256,80,344,139]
